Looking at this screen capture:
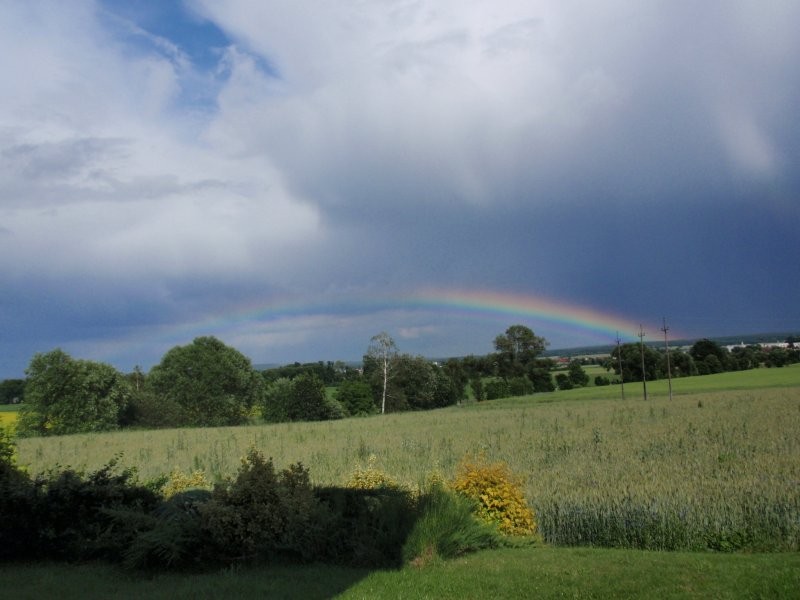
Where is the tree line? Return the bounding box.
[6,326,799,436]
[604,338,800,384]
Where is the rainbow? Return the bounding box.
[141,287,654,348]
[100,286,672,368]
[406,288,652,342]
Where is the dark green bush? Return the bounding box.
[199,450,326,563]
[0,429,40,560]
[0,438,159,563]
[119,489,213,570]
[485,379,510,400]
[0,445,494,570]
[315,486,419,567]
[36,459,160,561]
[508,376,533,396]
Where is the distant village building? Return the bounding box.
[724,341,791,352]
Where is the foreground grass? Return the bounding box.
[2,546,798,599]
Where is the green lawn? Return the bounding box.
[510,363,800,404]
[2,546,798,599]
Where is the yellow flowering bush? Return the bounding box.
[161,469,211,498]
[450,453,536,536]
[346,454,400,490]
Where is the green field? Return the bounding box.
[535,363,799,401]
[0,404,18,427]
[7,366,800,597]
[2,546,799,599]
[16,366,800,546]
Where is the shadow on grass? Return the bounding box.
[0,561,374,600]
[0,485,419,599]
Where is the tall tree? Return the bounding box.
[493,325,548,378]
[147,336,264,427]
[17,350,130,436]
[365,332,398,414]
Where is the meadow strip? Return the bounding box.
[16,381,800,551]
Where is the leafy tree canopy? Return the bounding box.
[336,379,376,416]
[493,325,548,378]
[17,349,130,436]
[0,379,24,404]
[147,336,264,427]
[608,343,662,383]
[689,339,728,364]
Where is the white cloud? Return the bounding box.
[190,0,800,217]
[0,1,320,285]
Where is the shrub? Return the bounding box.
[529,367,555,392]
[161,469,211,499]
[555,373,574,390]
[484,379,510,400]
[451,454,537,537]
[315,486,419,567]
[346,454,401,490]
[508,376,533,396]
[0,426,17,466]
[199,449,325,563]
[402,484,499,567]
[36,458,160,561]
[0,429,40,560]
[119,489,213,570]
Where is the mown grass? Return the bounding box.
[2,546,798,599]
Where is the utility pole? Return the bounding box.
[638,324,648,401]
[661,317,673,402]
[616,332,625,400]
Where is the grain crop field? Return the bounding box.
[0,404,18,427]
[16,366,800,551]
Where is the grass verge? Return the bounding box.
[1,546,798,599]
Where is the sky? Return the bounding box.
[1,0,799,378]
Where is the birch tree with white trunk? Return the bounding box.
[367,332,398,414]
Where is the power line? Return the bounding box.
[661,317,673,401]
[638,324,648,401]
[616,331,625,401]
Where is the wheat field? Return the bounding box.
[16,379,800,550]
